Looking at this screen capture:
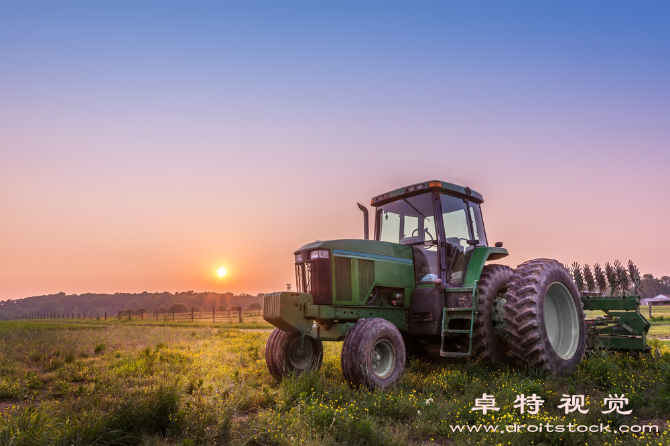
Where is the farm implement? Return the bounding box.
[573,261,651,352]
[263,180,650,389]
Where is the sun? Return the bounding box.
[217,267,227,277]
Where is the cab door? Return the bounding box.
[438,194,478,286]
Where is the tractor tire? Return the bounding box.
[471,264,514,363]
[341,318,406,390]
[265,328,323,377]
[503,259,586,374]
[265,328,282,376]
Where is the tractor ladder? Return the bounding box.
[440,281,479,357]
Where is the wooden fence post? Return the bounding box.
[191,308,193,322]
[213,308,215,322]
[105,311,107,320]
[172,309,175,321]
[128,309,131,320]
[238,307,242,323]
[141,309,144,320]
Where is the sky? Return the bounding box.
[1,1,668,300]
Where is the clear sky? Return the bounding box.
[1,1,668,300]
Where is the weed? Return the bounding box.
[25,371,43,389]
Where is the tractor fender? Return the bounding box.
[464,247,509,287]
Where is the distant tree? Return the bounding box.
[72,306,80,314]
[247,302,262,311]
[124,300,141,311]
[158,306,168,313]
[230,305,241,311]
[256,293,265,299]
[216,305,227,311]
[191,305,202,312]
[641,274,670,299]
[168,303,189,313]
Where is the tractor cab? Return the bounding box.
[371,180,489,287]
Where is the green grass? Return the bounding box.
[0,320,669,445]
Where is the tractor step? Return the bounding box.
[440,281,479,357]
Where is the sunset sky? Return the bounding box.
[1,1,668,300]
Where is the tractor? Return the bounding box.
[263,180,650,389]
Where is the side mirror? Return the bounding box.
[495,242,503,248]
[467,239,480,246]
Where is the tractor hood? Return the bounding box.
[295,239,413,263]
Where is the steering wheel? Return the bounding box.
[411,228,435,246]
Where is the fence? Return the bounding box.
[10,307,263,323]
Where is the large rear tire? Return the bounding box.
[341,318,406,390]
[472,264,514,363]
[265,328,323,377]
[503,259,586,374]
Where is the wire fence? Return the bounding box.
[10,307,263,323]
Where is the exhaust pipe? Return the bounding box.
[357,203,369,240]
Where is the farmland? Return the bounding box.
[1,310,670,445]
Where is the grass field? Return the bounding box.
[1,317,670,445]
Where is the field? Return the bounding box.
[1,308,670,445]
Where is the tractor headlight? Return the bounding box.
[310,250,329,260]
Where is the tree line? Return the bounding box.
[0,291,267,321]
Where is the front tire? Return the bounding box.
[265,329,323,377]
[341,318,406,390]
[503,259,586,374]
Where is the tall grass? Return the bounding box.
[0,321,669,444]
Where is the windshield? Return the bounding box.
[378,193,436,244]
[377,192,439,284]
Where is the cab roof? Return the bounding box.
[370,180,484,207]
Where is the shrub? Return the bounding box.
[168,303,189,313]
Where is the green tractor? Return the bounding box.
[264,180,649,389]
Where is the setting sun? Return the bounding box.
[217,267,226,277]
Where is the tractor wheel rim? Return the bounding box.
[288,337,314,370]
[544,282,579,359]
[371,339,395,378]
